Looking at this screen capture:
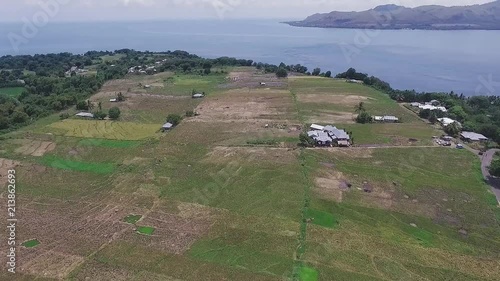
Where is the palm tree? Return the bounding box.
[87,100,94,111]
[355,102,365,113]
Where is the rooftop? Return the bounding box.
[461,131,488,141]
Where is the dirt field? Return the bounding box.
[190,89,295,123]
[223,68,287,89]
[308,111,356,124]
[297,94,373,106]
[0,158,19,187]
[99,72,173,93]
[49,120,161,140]
[13,140,56,157]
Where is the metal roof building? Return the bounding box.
[461,131,488,142]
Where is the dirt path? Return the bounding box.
[479,149,500,203]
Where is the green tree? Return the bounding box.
[299,132,315,147]
[325,71,332,78]
[117,92,125,102]
[93,111,107,120]
[166,114,183,126]
[429,112,438,124]
[448,105,467,122]
[356,111,372,124]
[312,68,321,76]
[87,100,94,111]
[276,68,288,78]
[354,102,366,114]
[444,122,461,137]
[76,100,88,110]
[12,110,29,123]
[108,107,121,120]
[489,159,500,177]
[419,109,431,119]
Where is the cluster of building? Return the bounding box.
[410,100,447,112]
[307,124,351,147]
[128,59,169,74]
[65,66,88,77]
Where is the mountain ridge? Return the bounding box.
[286,1,500,30]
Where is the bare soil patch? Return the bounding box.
[204,146,298,165]
[0,158,20,187]
[223,70,287,89]
[298,94,373,106]
[13,140,56,157]
[309,111,356,124]
[191,89,294,123]
[315,176,344,203]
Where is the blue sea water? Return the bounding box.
[1,19,499,95]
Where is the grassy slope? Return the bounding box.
[2,70,499,281]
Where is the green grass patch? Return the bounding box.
[78,138,141,148]
[40,155,114,174]
[123,214,142,224]
[156,74,226,96]
[189,238,293,277]
[299,266,319,281]
[305,208,338,228]
[100,54,125,62]
[0,87,24,98]
[136,226,155,235]
[22,239,40,248]
[341,123,439,146]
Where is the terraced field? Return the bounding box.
[49,120,161,140]
[0,68,498,281]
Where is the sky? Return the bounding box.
[0,0,494,22]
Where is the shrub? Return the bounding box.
[59,113,70,120]
[166,114,183,126]
[76,100,88,110]
[276,68,288,78]
[108,107,121,120]
[93,111,107,120]
[489,159,500,177]
[299,133,315,147]
[185,110,195,117]
[356,111,372,124]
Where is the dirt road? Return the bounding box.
[480,149,500,203]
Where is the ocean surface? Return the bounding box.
[1,19,500,95]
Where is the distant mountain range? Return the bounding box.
[286,1,500,30]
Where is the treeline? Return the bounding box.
[0,49,328,133]
[0,51,121,132]
[336,68,500,143]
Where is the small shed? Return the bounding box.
[192,93,205,99]
[310,124,325,131]
[383,116,399,123]
[161,122,173,132]
[260,82,266,86]
[110,98,118,102]
[76,112,94,118]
